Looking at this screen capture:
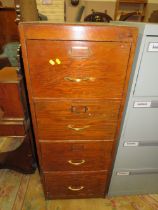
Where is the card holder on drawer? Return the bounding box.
[40,140,113,171]
[69,46,91,58]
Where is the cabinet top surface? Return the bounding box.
[19,22,138,43]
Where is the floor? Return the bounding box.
[0,169,158,210]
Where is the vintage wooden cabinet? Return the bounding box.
[19,23,137,199]
[0,67,36,173]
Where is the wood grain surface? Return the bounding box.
[19,22,138,199]
[44,171,108,199]
[40,140,113,171]
[27,40,131,99]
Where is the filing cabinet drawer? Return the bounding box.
[37,119,117,140]
[40,141,113,171]
[123,106,158,140]
[134,37,158,97]
[0,83,24,118]
[27,40,130,98]
[44,171,108,199]
[34,99,121,121]
[0,121,25,136]
[114,142,158,169]
[109,169,158,196]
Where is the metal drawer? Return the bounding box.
[109,169,158,196]
[114,141,158,169]
[134,37,158,97]
[123,106,158,141]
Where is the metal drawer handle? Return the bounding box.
[68,186,84,191]
[64,77,95,83]
[68,160,85,166]
[67,124,90,131]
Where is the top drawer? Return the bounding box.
[27,40,131,99]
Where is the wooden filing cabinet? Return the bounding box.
[19,23,137,199]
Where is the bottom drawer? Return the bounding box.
[43,171,108,199]
[108,169,158,196]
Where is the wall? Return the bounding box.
[1,0,14,7]
[36,0,64,21]
[66,0,116,21]
[1,0,158,22]
[66,0,158,22]
[84,1,116,20]
[66,0,84,22]
[145,2,158,22]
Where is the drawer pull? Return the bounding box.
[64,77,95,83]
[67,124,90,131]
[68,160,85,166]
[68,186,84,191]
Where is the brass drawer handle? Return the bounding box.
[68,160,85,166]
[64,77,95,83]
[68,186,84,191]
[67,124,90,131]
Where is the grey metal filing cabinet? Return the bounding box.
[108,23,158,196]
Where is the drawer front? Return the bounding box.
[37,119,117,140]
[44,171,108,199]
[123,107,158,141]
[134,37,158,97]
[0,83,24,118]
[34,99,121,121]
[0,122,25,136]
[27,40,130,98]
[109,169,158,196]
[114,143,158,169]
[40,141,113,171]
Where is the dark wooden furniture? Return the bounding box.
[0,7,19,68]
[0,7,19,49]
[19,23,137,199]
[0,67,36,173]
[0,1,39,68]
